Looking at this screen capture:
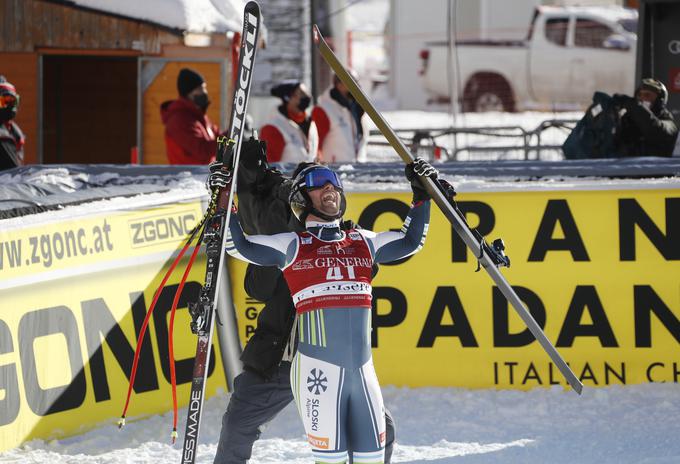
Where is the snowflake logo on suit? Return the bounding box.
[307,369,328,395]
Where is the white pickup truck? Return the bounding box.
[419,6,638,112]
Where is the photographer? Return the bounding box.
[613,78,678,157]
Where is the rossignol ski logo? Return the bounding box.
[229,11,258,145]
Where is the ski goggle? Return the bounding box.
[0,93,18,109]
[303,167,343,190]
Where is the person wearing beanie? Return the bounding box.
[612,78,678,157]
[311,71,370,163]
[160,67,221,164]
[258,80,318,163]
[0,76,25,170]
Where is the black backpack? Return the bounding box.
[562,91,621,159]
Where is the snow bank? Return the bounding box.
[67,0,244,33]
[4,383,679,463]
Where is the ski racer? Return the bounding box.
[210,151,437,463]
[211,138,400,464]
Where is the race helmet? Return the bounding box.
[636,78,668,111]
[0,76,19,122]
[289,164,346,222]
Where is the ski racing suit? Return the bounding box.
[226,200,430,463]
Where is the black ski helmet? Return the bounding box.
[636,78,668,112]
[289,164,346,222]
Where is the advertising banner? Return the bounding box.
[0,200,227,452]
[229,187,680,390]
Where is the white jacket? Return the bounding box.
[315,88,369,163]
[261,110,318,163]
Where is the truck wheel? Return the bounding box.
[462,73,516,113]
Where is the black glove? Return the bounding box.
[206,161,232,190]
[438,178,457,202]
[611,93,635,109]
[240,136,268,171]
[405,157,438,202]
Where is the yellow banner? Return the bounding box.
[229,188,680,390]
[0,201,227,452]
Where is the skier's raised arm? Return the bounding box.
[360,158,437,264]
[206,163,298,268]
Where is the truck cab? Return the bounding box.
[419,5,638,112]
[528,6,637,108]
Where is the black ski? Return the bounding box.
[312,25,583,395]
[181,3,261,463]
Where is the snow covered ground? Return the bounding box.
[3,383,680,463]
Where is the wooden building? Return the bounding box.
[0,0,240,165]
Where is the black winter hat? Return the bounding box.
[271,80,301,102]
[177,68,205,97]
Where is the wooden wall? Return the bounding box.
[0,53,38,164]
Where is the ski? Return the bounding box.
[181,3,261,463]
[312,25,583,395]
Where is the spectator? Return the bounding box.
[613,78,678,157]
[0,76,24,170]
[259,80,318,163]
[312,72,370,163]
[161,68,221,164]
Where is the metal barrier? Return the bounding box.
[367,118,579,161]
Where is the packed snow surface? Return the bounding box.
[2,384,679,463]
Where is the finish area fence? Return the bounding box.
[367,118,580,162]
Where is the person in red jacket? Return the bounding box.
[161,68,220,165]
[0,76,24,170]
[259,80,318,163]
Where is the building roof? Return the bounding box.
[57,0,245,33]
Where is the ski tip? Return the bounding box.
[573,382,584,395]
[117,416,126,429]
[312,24,320,44]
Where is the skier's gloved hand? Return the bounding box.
[240,136,268,171]
[206,161,233,190]
[405,157,438,202]
[238,136,269,190]
[438,178,457,202]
